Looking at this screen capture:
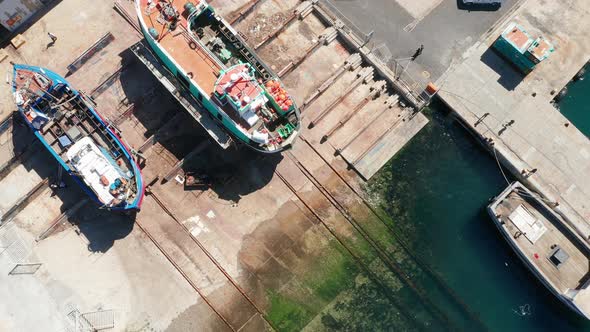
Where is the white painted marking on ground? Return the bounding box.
[192,221,210,237]
[206,210,216,219]
[182,215,200,225]
[565,184,577,195]
[522,146,537,160]
[181,215,210,236]
[402,0,444,32]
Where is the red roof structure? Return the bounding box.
[215,64,262,107]
[504,26,532,52]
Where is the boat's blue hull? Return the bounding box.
[12,64,145,212]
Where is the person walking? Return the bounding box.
[47,32,57,47]
[411,44,424,61]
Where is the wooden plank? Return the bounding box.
[337,105,427,181]
[329,95,400,149]
[338,106,401,163]
[0,48,8,63]
[351,113,427,180]
[66,32,115,74]
[10,34,25,49]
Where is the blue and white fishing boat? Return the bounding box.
[12,64,145,212]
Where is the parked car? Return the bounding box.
[462,0,502,6]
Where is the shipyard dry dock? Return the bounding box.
[0,0,467,331]
[438,0,590,245]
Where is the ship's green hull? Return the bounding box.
[140,25,254,145]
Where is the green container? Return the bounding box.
[492,22,553,75]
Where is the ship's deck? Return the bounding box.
[139,0,221,95]
[138,0,301,150]
[495,191,590,294]
[14,69,51,96]
[14,68,139,205]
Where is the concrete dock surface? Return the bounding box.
[438,0,590,238]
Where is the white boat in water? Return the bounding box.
[488,182,590,319]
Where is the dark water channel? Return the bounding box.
[558,65,590,138]
[362,100,590,331]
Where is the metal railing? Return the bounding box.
[317,0,429,106]
[318,0,372,45]
[388,57,430,103]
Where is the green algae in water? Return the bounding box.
[313,274,418,331]
[266,234,423,331]
[268,291,315,332]
[366,100,590,331]
[270,97,590,331]
[266,239,360,331]
[302,243,359,302]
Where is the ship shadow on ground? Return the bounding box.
[11,115,135,253]
[184,145,282,203]
[74,208,135,253]
[11,114,56,182]
[480,48,524,91]
[116,49,282,203]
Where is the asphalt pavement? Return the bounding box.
[329,0,519,82]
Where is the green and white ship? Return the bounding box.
[135,0,301,153]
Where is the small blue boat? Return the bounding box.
[12,64,145,212]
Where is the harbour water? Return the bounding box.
[367,100,590,331]
[558,66,590,137]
